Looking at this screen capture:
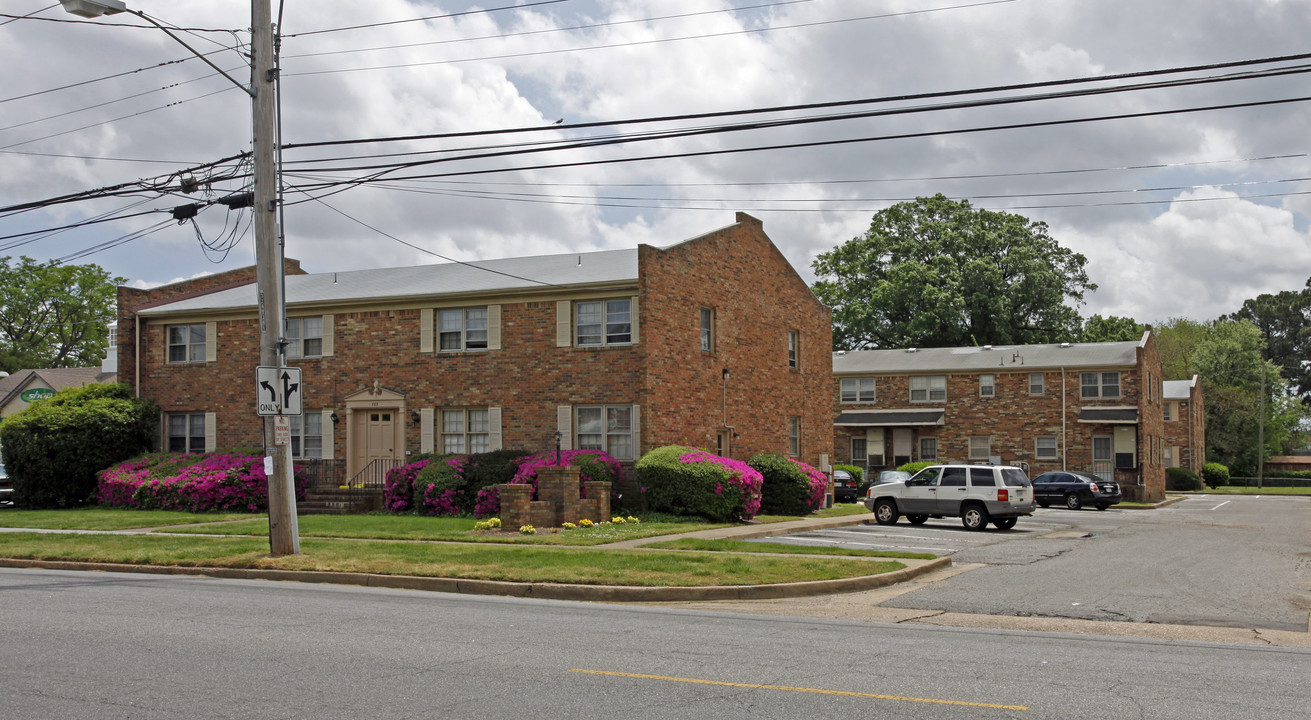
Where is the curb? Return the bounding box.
[0,555,950,602]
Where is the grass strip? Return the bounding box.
[160,515,733,545]
[0,532,903,586]
[754,504,869,524]
[644,537,935,560]
[0,508,263,531]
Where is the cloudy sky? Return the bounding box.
[2,0,1309,326]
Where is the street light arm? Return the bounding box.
[124,9,254,97]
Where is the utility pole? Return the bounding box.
[1256,364,1265,491]
[252,0,299,554]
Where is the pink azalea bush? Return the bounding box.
[96,452,307,513]
[790,458,830,512]
[747,453,829,516]
[473,449,623,518]
[636,445,763,521]
[384,458,433,512]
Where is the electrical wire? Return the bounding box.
[283,0,573,38]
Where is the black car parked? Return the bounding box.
[1032,471,1121,510]
[833,469,860,503]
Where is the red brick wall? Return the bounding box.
[1163,381,1206,472]
[639,213,834,468]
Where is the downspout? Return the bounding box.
[134,310,141,397]
[1061,367,1067,471]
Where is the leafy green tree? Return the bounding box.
[1079,314,1147,343]
[0,256,124,372]
[1224,280,1311,405]
[1154,317,1210,380]
[812,195,1095,349]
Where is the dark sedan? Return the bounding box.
[1032,471,1121,510]
[833,469,860,503]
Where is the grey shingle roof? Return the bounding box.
[1163,377,1197,399]
[833,337,1145,375]
[138,248,640,316]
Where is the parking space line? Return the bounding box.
[1210,500,1230,510]
[767,535,956,553]
[569,669,1029,710]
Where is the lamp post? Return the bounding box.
[62,0,298,554]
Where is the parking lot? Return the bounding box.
[754,495,1311,632]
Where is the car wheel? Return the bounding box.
[1095,503,1110,511]
[1065,493,1083,510]
[873,499,899,525]
[907,514,929,525]
[993,517,1017,530]
[961,503,990,531]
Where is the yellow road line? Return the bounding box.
[569,669,1028,711]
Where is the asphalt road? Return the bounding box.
[758,495,1311,632]
[2,567,1310,719]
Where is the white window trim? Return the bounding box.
[979,374,995,397]
[910,375,947,403]
[167,412,210,454]
[1081,371,1122,399]
[1029,372,1044,395]
[919,436,938,461]
[572,404,638,460]
[575,299,634,347]
[167,323,207,364]
[788,416,801,457]
[968,435,990,461]
[289,411,324,459]
[285,316,324,359]
[840,377,876,404]
[787,331,799,370]
[438,307,490,352]
[440,407,493,454]
[699,307,714,353]
[1035,435,1058,460]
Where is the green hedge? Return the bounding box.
[897,460,936,475]
[1201,462,1229,487]
[749,453,819,516]
[834,464,864,485]
[636,446,760,521]
[0,383,157,508]
[1166,466,1204,492]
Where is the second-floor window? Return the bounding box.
[577,300,631,346]
[840,377,876,403]
[285,317,322,358]
[1029,372,1044,395]
[1081,371,1121,399]
[979,374,995,397]
[910,375,947,402]
[699,307,714,352]
[442,408,490,453]
[167,324,205,363]
[1163,402,1173,422]
[440,307,488,351]
[787,331,798,369]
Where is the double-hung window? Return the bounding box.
[787,331,798,369]
[1081,371,1121,399]
[442,408,490,454]
[840,377,876,403]
[1029,372,1044,395]
[290,412,323,459]
[968,436,991,461]
[788,416,800,456]
[439,308,489,351]
[576,300,631,346]
[979,374,995,397]
[576,405,634,460]
[910,375,946,402]
[167,324,205,363]
[919,437,938,461]
[285,317,323,359]
[1035,436,1058,460]
[699,307,714,352]
[168,413,206,453]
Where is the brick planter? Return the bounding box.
[498,465,610,529]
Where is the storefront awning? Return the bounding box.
[834,409,945,427]
[1077,407,1139,424]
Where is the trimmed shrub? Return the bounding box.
[749,453,827,516]
[414,458,463,516]
[1166,466,1204,492]
[636,445,763,522]
[1201,462,1229,488]
[834,464,864,486]
[1,383,157,508]
[96,451,308,512]
[897,460,936,475]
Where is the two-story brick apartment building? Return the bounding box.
[832,333,1167,502]
[1162,375,1206,472]
[116,213,834,492]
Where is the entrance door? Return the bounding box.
[1092,435,1113,483]
[892,428,913,467]
[365,411,396,465]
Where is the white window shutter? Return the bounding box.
[420,407,434,454]
[204,412,216,452]
[488,304,502,350]
[631,404,641,457]
[557,405,573,450]
[630,295,640,344]
[205,321,217,362]
[488,406,503,450]
[420,309,434,353]
[321,314,335,356]
[556,301,572,347]
[321,409,334,460]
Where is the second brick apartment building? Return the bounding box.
[832,333,1168,502]
[116,213,834,490]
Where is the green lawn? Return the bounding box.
[0,532,904,587]
[0,508,263,530]
[1188,486,1311,495]
[644,537,934,560]
[754,502,869,524]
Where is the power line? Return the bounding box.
[283,0,573,38]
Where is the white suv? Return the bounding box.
[863,464,1035,531]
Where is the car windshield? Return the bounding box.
[1001,468,1031,487]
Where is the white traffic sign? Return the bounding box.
[256,365,303,416]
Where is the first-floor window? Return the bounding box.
[1035,435,1058,460]
[576,405,634,460]
[968,436,990,461]
[290,412,323,459]
[788,416,800,456]
[168,413,205,453]
[919,436,938,461]
[850,437,868,470]
[442,408,490,454]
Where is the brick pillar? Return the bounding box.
[498,484,531,529]
[535,465,580,527]
[584,480,611,522]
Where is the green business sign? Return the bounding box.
[20,388,55,403]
